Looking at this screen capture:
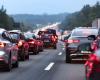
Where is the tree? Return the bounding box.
[60,2,100,30]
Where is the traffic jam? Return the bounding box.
[0,28,58,71]
[0,25,100,80]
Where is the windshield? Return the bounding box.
[24,33,36,39]
[10,33,19,40]
[71,29,98,37]
[43,29,56,35]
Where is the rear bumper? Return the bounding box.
[0,60,8,68]
[28,47,35,52]
[67,47,78,53]
[44,42,56,46]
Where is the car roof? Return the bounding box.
[9,30,21,33]
[0,28,6,34]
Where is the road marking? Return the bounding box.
[58,52,62,55]
[44,62,55,71]
[63,48,65,50]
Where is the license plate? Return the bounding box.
[44,40,49,42]
[81,51,91,53]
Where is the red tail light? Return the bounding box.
[89,54,97,61]
[29,41,35,44]
[51,36,56,41]
[89,54,100,63]
[18,41,23,47]
[0,42,5,48]
[0,56,4,61]
[39,35,41,38]
[66,39,80,43]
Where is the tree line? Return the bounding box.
[0,6,33,31]
[60,2,100,30]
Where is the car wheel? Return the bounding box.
[53,45,57,49]
[34,46,39,55]
[26,54,29,60]
[65,48,71,63]
[85,66,88,80]
[41,46,44,51]
[13,61,19,68]
[5,56,12,71]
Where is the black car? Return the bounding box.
[38,29,58,49]
[65,27,98,63]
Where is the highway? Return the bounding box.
[0,41,85,80]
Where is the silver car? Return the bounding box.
[0,28,19,71]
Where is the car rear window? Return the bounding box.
[71,29,98,37]
[24,33,36,39]
[10,33,19,39]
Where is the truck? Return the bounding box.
[92,18,100,28]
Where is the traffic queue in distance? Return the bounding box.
[63,27,100,80]
[0,28,58,71]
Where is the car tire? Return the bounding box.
[13,61,19,68]
[26,54,29,60]
[85,66,88,80]
[53,44,57,49]
[21,48,26,61]
[34,46,39,55]
[41,46,44,51]
[5,56,12,71]
[65,48,71,63]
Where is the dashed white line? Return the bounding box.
[58,52,62,55]
[63,48,65,50]
[44,62,55,71]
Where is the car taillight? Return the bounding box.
[51,36,55,41]
[55,36,58,39]
[38,41,40,44]
[18,41,23,47]
[0,56,4,61]
[0,42,5,48]
[89,54,97,61]
[66,39,80,43]
[29,41,35,44]
[89,54,100,63]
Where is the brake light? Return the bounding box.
[0,42,5,48]
[39,35,41,38]
[0,56,4,61]
[29,41,35,44]
[67,39,80,43]
[55,36,58,39]
[18,41,23,47]
[89,54,97,61]
[89,54,100,62]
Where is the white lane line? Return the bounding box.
[44,62,55,71]
[63,48,65,50]
[58,52,62,55]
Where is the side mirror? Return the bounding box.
[87,35,96,40]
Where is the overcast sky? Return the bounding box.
[0,0,100,14]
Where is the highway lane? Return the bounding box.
[0,41,85,80]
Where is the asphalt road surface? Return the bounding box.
[0,41,85,80]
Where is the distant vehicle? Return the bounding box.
[24,33,40,55]
[85,50,100,80]
[38,29,58,49]
[9,30,29,61]
[0,29,19,71]
[92,18,100,28]
[36,35,44,52]
[64,27,98,63]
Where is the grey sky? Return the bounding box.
[1,0,100,14]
